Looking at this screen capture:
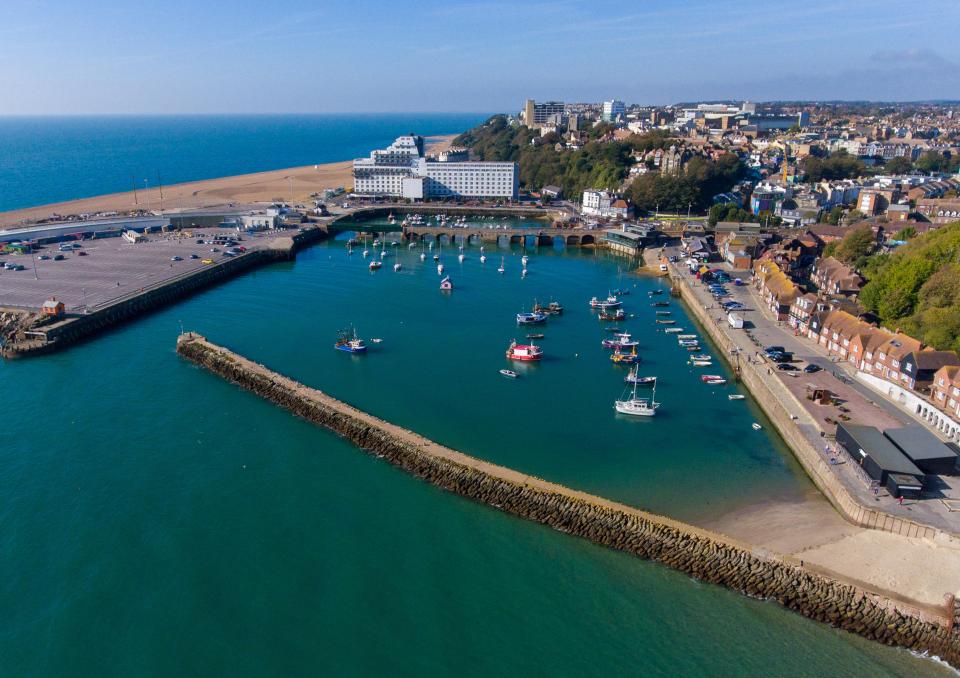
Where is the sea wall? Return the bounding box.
[670,267,955,544]
[1,226,327,359]
[176,333,960,668]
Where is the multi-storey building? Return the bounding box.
[602,99,626,122]
[581,190,631,219]
[353,135,518,200]
[523,99,566,129]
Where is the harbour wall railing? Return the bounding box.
[176,332,960,668]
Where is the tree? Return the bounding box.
[804,150,865,182]
[826,205,844,225]
[884,156,913,174]
[893,226,917,241]
[833,225,876,267]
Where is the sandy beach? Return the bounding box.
[0,135,456,229]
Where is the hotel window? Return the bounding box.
[892,359,899,368]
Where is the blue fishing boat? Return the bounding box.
[334,328,367,354]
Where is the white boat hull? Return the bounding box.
[614,399,658,416]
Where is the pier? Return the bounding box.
[176,331,960,668]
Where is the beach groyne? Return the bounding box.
[1,226,328,359]
[176,332,960,668]
[669,265,957,544]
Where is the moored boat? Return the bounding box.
[369,260,382,270]
[729,394,746,400]
[517,311,548,325]
[439,276,453,290]
[526,333,544,339]
[691,359,713,366]
[664,327,683,334]
[610,348,641,365]
[651,301,670,307]
[334,328,367,354]
[655,319,676,325]
[598,308,626,321]
[506,340,542,361]
[500,369,518,378]
[614,379,659,417]
[625,368,656,385]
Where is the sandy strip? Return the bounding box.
[0,135,456,229]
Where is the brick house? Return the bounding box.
[752,260,799,320]
[809,256,863,298]
[931,366,960,419]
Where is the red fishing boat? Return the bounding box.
[505,340,543,361]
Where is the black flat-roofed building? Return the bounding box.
[885,473,923,499]
[835,423,925,487]
[884,426,959,476]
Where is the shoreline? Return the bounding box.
[0,135,456,229]
[656,250,960,617]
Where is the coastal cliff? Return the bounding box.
[177,332,960,668]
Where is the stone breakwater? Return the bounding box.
[176,332,960,668]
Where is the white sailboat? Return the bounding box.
[393,244,402,271]
[362,234,369,258]
[498,256,505,274]
[614,379,659,417]
[480,245,486,263]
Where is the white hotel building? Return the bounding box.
[353,135,518,200]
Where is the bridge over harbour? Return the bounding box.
[400,224,597,247]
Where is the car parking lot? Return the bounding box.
[0,229,282,311]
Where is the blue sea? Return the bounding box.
[0,114,488,212]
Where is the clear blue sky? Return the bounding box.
[2,0,959,114]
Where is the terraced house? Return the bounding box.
[810,256,863,298]
[752,260,799,321]
[931,366,960,421]
[809,310,877,363]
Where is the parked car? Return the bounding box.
[189,254,199,259]
[777,363,799,371]
[171,255,183,261]
[201,258,214,264]
[77,250,88,256]
[764,346,785,355]
[54,254,65,261]
[803,364,822,373]
[38,254,50,260]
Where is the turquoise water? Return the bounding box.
[0,114,487,212]
[1,226,948,676]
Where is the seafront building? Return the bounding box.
[352,135,518,200]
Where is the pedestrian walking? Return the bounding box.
[898,496,904,506]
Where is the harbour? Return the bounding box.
[3,228,954,675]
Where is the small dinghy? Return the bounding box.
[499,369,518,378]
